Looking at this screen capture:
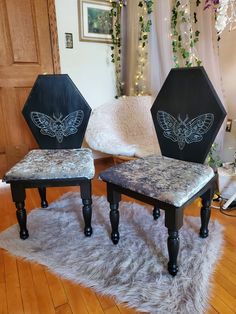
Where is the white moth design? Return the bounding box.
[31,110,84,143]
[157,111,214,150]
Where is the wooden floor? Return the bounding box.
[0,158,235,314]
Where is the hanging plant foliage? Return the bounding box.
[110,0,126,98]
[134,0,153,96]
[171,0,202,68]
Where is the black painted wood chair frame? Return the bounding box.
[100,67,226,276]
[105,175,216,276]
[8,178,92,240]
[3,74,94,241]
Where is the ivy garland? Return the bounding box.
[110,1,126,97]
[171,0,202,68]
[134,0,153,95]
[138,1,153,45]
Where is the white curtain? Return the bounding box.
[195,3,227,150]
[122,0,140,95]
[123,0,173,97]
[149,0,173,98]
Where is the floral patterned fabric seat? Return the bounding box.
[100,155,214,207]
[3,149,95,182]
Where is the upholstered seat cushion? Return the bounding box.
[100,155,215,207]
[3,148,95,182]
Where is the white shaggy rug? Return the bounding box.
[0,192,223,314]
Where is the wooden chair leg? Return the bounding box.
[165,207,183,276]
[38,187,48,208]
[153,207,160,220]
[167,230,179,276]
[110,203,120,245]
[107,184,121,245]
[200,188,213,238]
[10,183,29,240]
[82,199,92,237]
[16,201,29,240]
[80,180,93,237]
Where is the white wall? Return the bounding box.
[219,28,236,162]
[55,0,116,109]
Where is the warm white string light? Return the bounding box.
[109,0,127,97]
[171,0,201,67]
[133,2,152,96]
[216,0,236,33]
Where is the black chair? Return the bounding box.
[3,74,94,239]
[100,67,226,276]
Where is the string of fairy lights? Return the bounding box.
[171,0,201,68]
[109,0,126,98]
[133,1,153,96]
[215,0,236,33]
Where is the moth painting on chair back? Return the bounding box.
[23,74,91,149]
[151,67,226,164]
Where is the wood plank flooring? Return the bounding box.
[0,158,235,314]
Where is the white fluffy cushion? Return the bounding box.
[85,96,160,157]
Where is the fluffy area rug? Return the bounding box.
[0,192,223,314]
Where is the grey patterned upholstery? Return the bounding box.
[100,155,214,207]
[3,148,95,182]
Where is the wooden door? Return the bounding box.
[0,0,60,177]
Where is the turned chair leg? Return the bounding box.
[107,184,121,245]
[38,187,48,208]
[200,188,212,238]
[153,206,160,220]
[110,203,120,244]
[165,207,183,276]
[167,230,179,276]
[80,180,93,237]
[16,201,29,240]
[11,183,29,240]
[82,199,93,237]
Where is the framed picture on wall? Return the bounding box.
[78,0,113,43]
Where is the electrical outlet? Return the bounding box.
[65,33,73,49]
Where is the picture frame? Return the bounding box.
[78,0,113,43]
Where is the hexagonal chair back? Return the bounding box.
[99,67,226,276]
[3,74,95,240]
[151,67,226,163]
[23,74,91,149]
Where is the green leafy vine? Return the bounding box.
[134,0,153,95]
[110,1,126,97]
[206,143,222,171]
[171,0,202,68]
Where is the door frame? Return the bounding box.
[48,0,61,74]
